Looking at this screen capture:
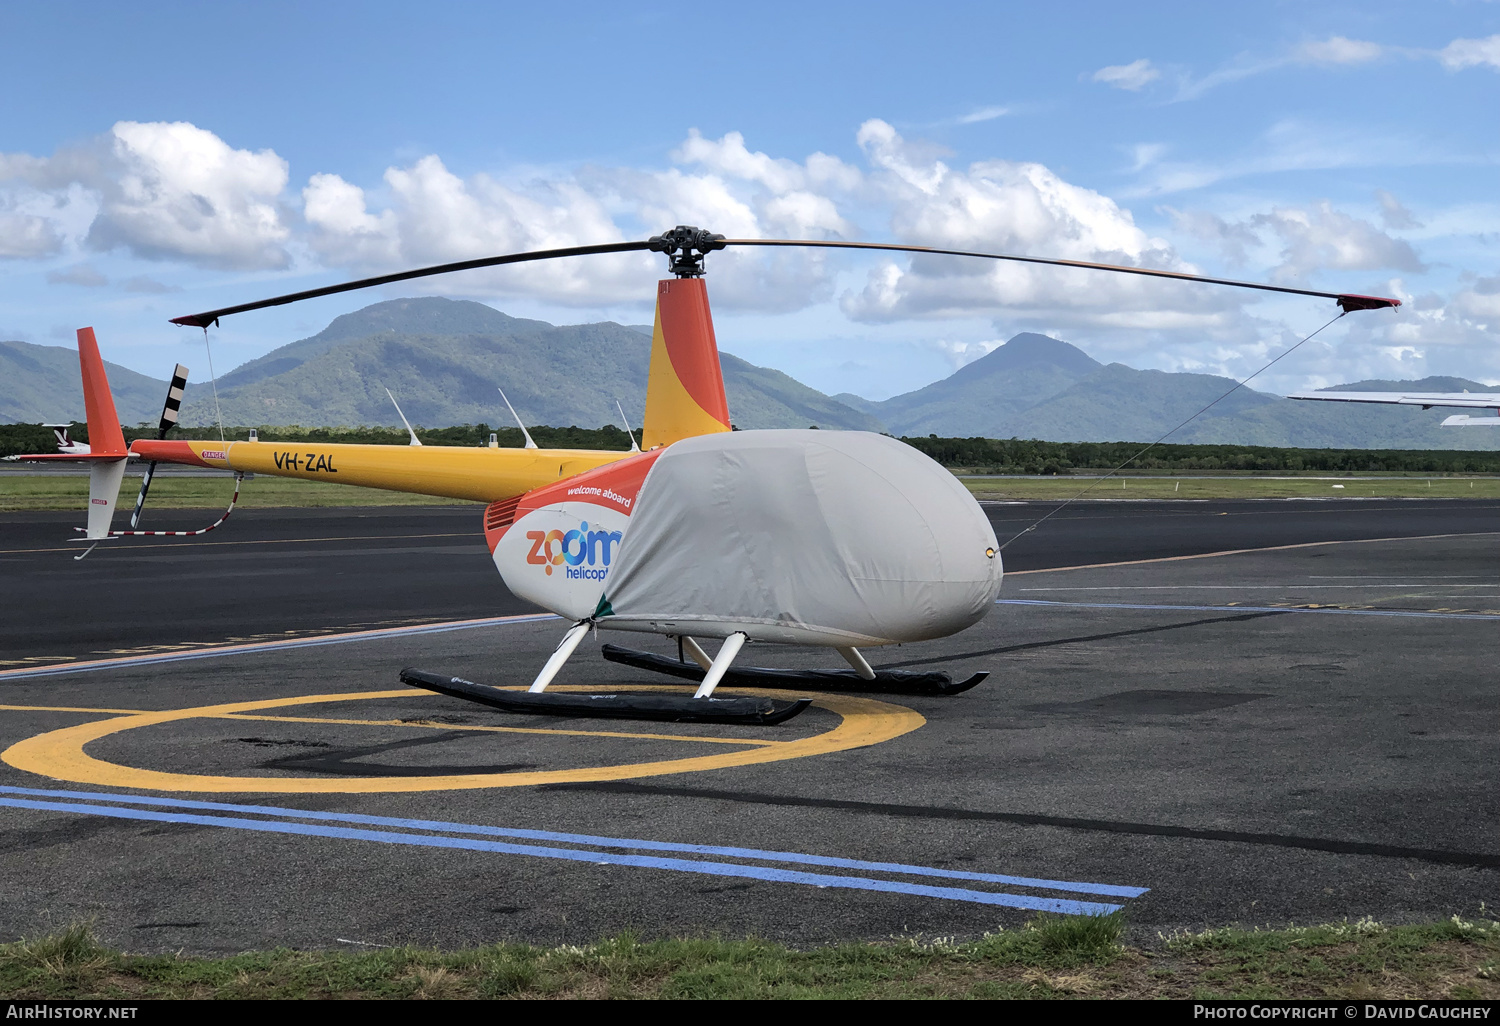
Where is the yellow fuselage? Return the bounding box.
[130,438,629,504]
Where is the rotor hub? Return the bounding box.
[647,225,727,278]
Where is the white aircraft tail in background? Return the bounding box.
[1287,389,1500,427]
[41,423,91,454]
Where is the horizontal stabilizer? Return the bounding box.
[5,452,131,462]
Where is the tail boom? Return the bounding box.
[129,438,628,504]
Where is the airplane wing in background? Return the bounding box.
[1286,390,1500,426]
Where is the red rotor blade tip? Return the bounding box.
[1336,294,1402,313]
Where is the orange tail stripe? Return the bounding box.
[656,279,730,427]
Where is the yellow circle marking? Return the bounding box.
[2,689,924,794]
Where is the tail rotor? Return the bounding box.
[128,363,189,529]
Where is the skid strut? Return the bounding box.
[399,622,811,725]
[601,644,988,696]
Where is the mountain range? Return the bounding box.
[2,297,1494,450]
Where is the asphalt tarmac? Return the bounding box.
[0,499,1496,952]
[4,497,1497,665]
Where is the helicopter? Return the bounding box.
[13,226,1401,726]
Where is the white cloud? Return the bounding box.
[0,174,97,259]
[1256,203,1424,282]
[1124,119,1443,198]
[608,157,848,312]
[1,116,1489,392]
[303,155,647,304]
[1168,201,1423,281]
[1253,276,1500,392]
[1092,59,1160,91]
[672,129,861,198]
[1295,36,1383,65]
[1174,37,1384,103]
[842,120,1226,330]
[1173,57,1282,102]
[1375,190,1421,231]
[956,106,1010,125]
[929,338,1003,369]
[1165,208,1263,265]
[1439,34,1500,71]
[87,122,292,269]
[1449,275,1500,323]
[0,210,64,258]
[123,275,180,294]
[299,130,866,311]
[1128,143,1167,172]
[1328,279,1500,386]
[1,122,292,270]
[302,172,399,266]
[46,263,107,287]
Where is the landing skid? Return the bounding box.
[600,644,988,696]
[398,668,813,725]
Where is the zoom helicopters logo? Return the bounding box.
[526,521,623,581]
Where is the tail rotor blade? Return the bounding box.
[129,462,157,530]
[159,364,189,439]
[133,364,188,529]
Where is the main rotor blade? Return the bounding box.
[171,231,1401,328]
[722,238,1401,312]
[169,240,655,327]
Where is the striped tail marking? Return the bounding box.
[159,364,189,435]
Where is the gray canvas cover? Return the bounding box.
[598,430,1002,645]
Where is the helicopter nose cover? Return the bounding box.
[597,430,1003,645]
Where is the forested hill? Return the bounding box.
[3,299,1494,449]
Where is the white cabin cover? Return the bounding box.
[597,430,1002,645]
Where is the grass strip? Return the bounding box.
[964,476,1500,501]
[2,915,1495,1000]
[4,472,1500,511]
[0,475,478,511]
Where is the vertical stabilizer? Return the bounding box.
[76,327,128,540]
[77,327,127,455]
[87,459,128,539]
[641,278,732,449]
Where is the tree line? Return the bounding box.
[3,422,1497,473]
[0,422,640,458]
[897,435,1500,474]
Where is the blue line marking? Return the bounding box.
[996,598,1500,621]
[0,787,1147,899]
[0,614,558,682]
[0,796,1122,915]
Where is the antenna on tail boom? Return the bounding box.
[616,400,640,452]
[498,388,538,449]
[385,388,423,446]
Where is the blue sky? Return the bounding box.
[2,0,1497,401]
